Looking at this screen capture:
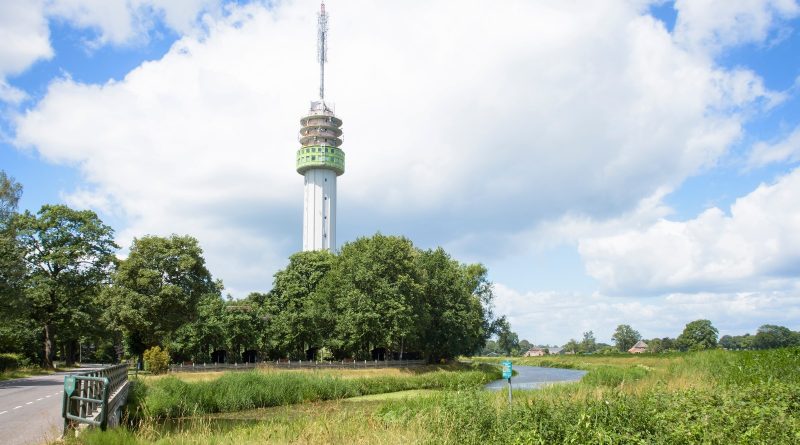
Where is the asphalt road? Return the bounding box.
[0,372,75,445]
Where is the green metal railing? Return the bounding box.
[62,363,129,432]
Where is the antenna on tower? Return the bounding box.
[317,1,329,102]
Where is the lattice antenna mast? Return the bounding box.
[317,1,329,101]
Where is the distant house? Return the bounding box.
[549,347,564,355]
[628,340,648,354]
[523,347,546,357]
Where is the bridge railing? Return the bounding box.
[169,359,427,373]
[62,363,129,432]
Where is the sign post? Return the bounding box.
[501,360,512,404]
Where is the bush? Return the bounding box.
[0,353,24,371]
[143,346,170,375]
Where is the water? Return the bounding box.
[485,365,586,390]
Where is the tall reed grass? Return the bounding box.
[131,363,500,419]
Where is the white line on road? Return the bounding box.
[25,402,33,405]
[0,410,7,415]
[36,398,43,401]
[45,395,52,398]
[13,406,21,410]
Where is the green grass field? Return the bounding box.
[69,348,800,444]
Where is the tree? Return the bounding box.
[518,339,532,354]
[579,330,597,353]
[100,235,218,363]
[677,319,718,351]
[264,250,335,359]
[612,324,641,352]
[563,339,579,354]
[752,325,799,350]
[15,205,117,368]
[320,234,424,359]
[416,249,491,361]
[0,172,25,318]
[495,317,519,356]
[0,171,22,224]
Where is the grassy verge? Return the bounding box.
[129,363,500,419]
[0,367,56,381]
[71,349,800,444]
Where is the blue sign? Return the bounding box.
[501,360,512,379]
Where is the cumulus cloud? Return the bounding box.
[494,282,800,344]
[748,125,800,167]
[674,0,800,53]
[45,0,226,46]
[0,0,52,103]
[13,0,781,295]
[579,167,800,295]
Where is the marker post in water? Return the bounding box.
[501,360,512,403]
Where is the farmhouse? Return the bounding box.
[523,347,547,357]
[628,340,648,354]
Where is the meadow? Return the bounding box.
[68,348,800,444]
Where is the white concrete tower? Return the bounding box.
[297,1,344,251]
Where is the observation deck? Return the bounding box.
[297,101,344,175]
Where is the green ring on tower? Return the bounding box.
[296,145,345,175]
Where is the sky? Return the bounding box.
[1,0,800,346]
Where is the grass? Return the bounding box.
[0,366,56,381]
[128,362,500,419]
[68,348,800,444]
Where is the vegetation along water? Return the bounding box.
[66,347,799,444]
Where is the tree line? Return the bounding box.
[0,171,499,367]
[484,319,800,356]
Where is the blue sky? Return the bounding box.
[2,0,800,345]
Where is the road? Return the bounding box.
[485,365,587,390]
[0,371,83,445]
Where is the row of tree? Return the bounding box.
[0,171,499,367]
[486,320,799,356]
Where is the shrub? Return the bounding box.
[0,353,24,372]
[143,346,170,375]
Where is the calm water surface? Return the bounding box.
[485,365,586,390]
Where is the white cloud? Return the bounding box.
[674,0,800,53]
[0,0,52,103]
[494,282,800,345]
[748,125,800,167]
[13,0,779,295]
[579,167,800,295]
[45,0,225,46]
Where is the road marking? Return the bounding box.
[26,402,33,405]
[13,406,21,410]
[45,395,52,398]
[0,411,7,415]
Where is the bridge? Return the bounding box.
[0,364,129,445]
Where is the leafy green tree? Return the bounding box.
[264,250,335,359]
[563,338,579,354]
[320,234,424,359]
[0,171,22,224]
[612,324,642,352]
[416,248,490,361]
[752,325,799,350]
[579,330,597,353]
[15,205,117,368]
[168,293,227,362]
[495,317,519,355]
[518,339,532,354]
[677,319,718,351]
[0,172,25,318]
[223,295,265,362]
[100,235,218,363]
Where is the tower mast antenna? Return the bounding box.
[317,1,328,101]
